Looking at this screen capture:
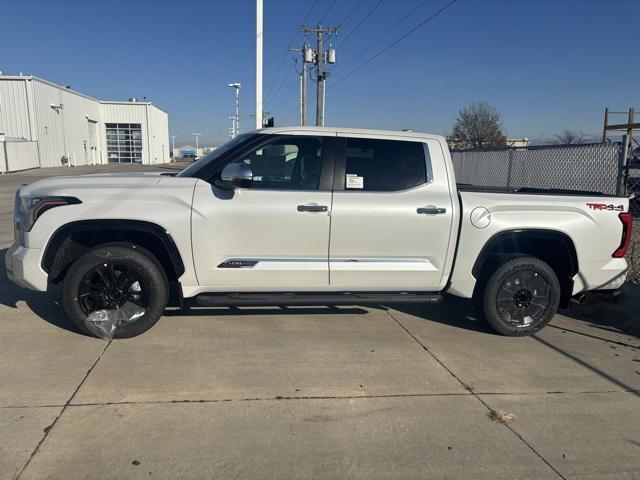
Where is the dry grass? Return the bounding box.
[488,410,517,423]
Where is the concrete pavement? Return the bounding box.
[1,164,640,479]
[2,275,639,479]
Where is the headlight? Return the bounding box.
[18,195,82,233]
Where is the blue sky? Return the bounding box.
[1,0,638,146]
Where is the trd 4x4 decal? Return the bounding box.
[586,203,624,211]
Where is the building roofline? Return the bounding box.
[100,101,168,113]
[0,75,168,113]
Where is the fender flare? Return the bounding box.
[472,228,579,279]
[41,219,185,279]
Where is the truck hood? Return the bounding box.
[18,171,181,197]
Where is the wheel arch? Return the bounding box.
[472,229,578,307]
[42,219,185,285]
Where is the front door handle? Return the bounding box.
[297,204,328,213]
[417,206,447,215]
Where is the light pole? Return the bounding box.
[192,133,201,159]
[170,135,176,158]
[228,82,241,137]
[228,116,237,139]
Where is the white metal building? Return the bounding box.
[0,75,169,173]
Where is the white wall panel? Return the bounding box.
[32,80,67,167]
[0,79,32,139]
[4,141,39,171]
[147,105,169,164]
[60,89,101,166]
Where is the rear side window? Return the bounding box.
[344,138,428,191]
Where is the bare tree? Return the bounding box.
[450,102,507,150]
[554,130,586,145]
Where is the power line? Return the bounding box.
[318,0,339,24]
[360,0,431,56]
[271,79,299,117]
[265,0,321,105]
[336,0,367,27]
[336,0,385,48]
[335,0,431,75]
[268,62,296,109]
[281,80,318,126]
[329,0,458,90]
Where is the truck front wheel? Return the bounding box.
[62,244,168,339]
[482,256,560,336]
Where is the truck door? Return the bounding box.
[191,134,334,289]
[328,135,455,290]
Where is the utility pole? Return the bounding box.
[289,44,312,126]
[300,26,338,126]
[315,29,324,127]
[301,62,307,126]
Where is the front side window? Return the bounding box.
[344,138,428,191]
[228,136,324,190]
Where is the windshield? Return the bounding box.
[177,133,256,178]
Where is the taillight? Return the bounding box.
[612,212,633,258]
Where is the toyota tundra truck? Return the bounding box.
[5,127,631,338]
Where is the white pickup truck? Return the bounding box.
[6,127,631,338]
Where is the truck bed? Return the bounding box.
[456,183,621,197]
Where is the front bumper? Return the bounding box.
[5,243,48,291]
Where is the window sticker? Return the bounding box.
[346,174,364,189]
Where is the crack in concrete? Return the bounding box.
[384,309,568,480]
[2,386,639,410]
[547,324,640,350]
[13,339,113,480]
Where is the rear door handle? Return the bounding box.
[417,206,447,215]
[297,204,328,213]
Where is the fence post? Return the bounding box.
[618,134,629,196]
[507,148,514,189]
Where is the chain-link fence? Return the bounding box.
[450,142,640,284]
[451,142,623,194]
[623,151,640,282]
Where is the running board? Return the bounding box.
[193,292,443,307]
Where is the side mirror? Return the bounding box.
[217,163,253,189]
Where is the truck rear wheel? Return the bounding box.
[483,256,560,336]
[62,244,168,339]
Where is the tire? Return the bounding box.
[482,255,560,336]
[62,243,168,339]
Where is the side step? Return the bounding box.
[193,292,443,307]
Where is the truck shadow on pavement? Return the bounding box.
[164,305,371,317]
[386,296,496,334]
[2,247,638,342]
[0,248,77,333]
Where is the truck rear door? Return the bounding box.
[328,135,455,290]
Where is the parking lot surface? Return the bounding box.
[1,165,640,479]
